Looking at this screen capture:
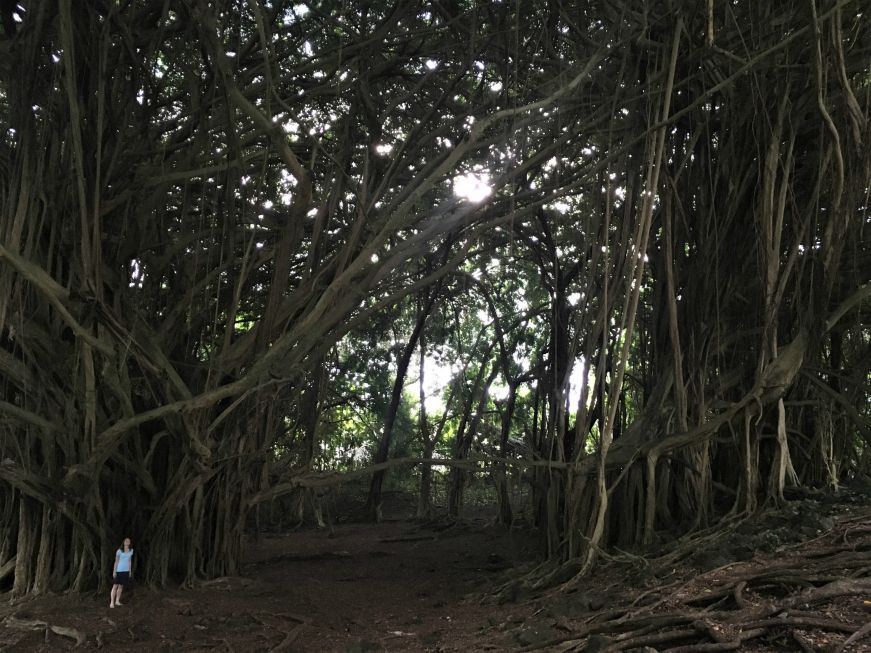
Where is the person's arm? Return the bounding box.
[113,551,119,579]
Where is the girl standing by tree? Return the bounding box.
[109,537,134,608]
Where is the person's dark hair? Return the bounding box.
[119,537,133,550]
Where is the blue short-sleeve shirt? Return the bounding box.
[116,549,134,572]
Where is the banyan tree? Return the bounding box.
[0,0,869,597]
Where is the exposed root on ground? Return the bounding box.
[516,509,871,652]
[3,614,87,646]
[250,610,311,652]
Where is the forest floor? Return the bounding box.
[1,490,870,652]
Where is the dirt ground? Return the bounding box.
[0,517,542,652]
[1,499,870,652]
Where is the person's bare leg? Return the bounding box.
[116,585,123,606]
[110,585,117,607]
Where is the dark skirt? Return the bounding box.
[114,571,130,587]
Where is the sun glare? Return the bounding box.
[453,172,492,203]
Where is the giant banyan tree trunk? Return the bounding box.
[0,0,867,597]
[0,2,429,592]
[558,1,870,569]
[0,0,631,593]
[0,2,333,592]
